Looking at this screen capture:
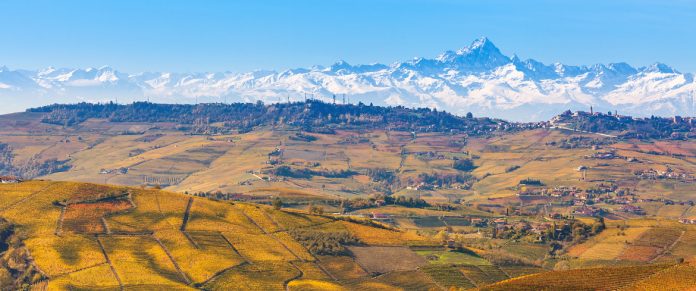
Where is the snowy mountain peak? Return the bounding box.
[435,37,510,72]
[0,37,694,120]
[456,37,496,54]
[642,62,678,74]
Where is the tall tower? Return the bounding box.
[590,106,593,115]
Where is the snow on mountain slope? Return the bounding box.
[1,37,694,121]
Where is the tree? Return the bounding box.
[453,159,476,172]
[434,230,449,242]
[272,197,283,210]
[548,241,563,256]
[592,217,605,234]
[308,204,324,215]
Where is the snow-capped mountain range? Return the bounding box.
[1,37,694,121]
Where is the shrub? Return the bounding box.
[288,229,360,256]
[519,178,543,186]
[453,159,477,172]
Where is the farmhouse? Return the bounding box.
[619,205,645,215]
[574,206,601,217]
[470,217,484,226]
[370,212,392,222]
[679,218,696,224]
[492,218,507,227]
[531,223,551,234]
[0,176,21,183]
[634,168,694,181]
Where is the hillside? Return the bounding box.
[28,100,505,133]
[481,263,696,290]
[1,103,696,202]
[0,180,440,290]
[2,103,696,290]
[3,181,695,290]
[550,110,696,139]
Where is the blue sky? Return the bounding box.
[1,0,694,73]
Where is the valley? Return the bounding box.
[1,101,696,290]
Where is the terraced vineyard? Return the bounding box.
[0,180,457,290]
[420,265,477,289]
[2,107,696,290]
[481,264,680,290]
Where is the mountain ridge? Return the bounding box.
[1,37,695,121]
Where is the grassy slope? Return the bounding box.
[0,181,439,290]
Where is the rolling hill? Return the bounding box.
[2,102,696,290]
[0,180,437,290]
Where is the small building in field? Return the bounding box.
[470,218,484,226]
[679,218,696,224]
[492,218,507,226]
[619,204,645,215]
[574,206,601,217]
[370,212,392,222]
[0,176,22,183]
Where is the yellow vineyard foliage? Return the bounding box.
[288,279,345,291]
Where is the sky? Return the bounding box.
[1,0,695,73]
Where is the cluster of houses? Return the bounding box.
[585,150,623,160]
[515,182,666,218]
[99,167,129,175]
[412,151,448,161]
[571,204,645,217]
[516,184,637,206]
[634,168,694,182]
[487,218,560,241]
[517,185,582,197]
[618,204,645,215]
[574,206,603,216]
[678,218,696,225]
[0,176,22,183]
[406,182,471,191]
